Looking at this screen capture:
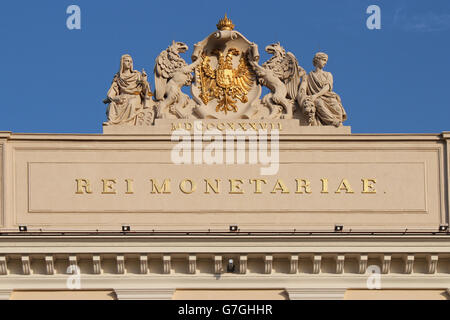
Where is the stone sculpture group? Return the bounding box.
[103,15,347,127]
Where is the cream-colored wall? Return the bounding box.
[344,289,449,300]
[0,131,449,299]
[0,131,447,232]
[173,289,288,300]
[10,290,116,300]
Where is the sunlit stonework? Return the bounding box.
[198,48,254,114]
[102,15,347,124]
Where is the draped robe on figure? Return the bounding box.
[106,56,150,125]
[304,70,347,126]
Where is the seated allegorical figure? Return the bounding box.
[103,54,154,126]
[297,52,347,127]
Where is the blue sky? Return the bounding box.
[0,0,449,134]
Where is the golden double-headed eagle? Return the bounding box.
[198,48,254,114]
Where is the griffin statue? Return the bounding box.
[154,41,201,119]
[249,42,305,119]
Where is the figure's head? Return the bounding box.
[120,54,134,73]
[169,41,189,54]
[313,52,328,69]
[265,42,285,57]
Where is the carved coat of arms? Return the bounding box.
[103,14,347,126]
[198,48,254,114]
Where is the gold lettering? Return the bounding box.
[270,123,276,130]
[125,179,134,194]
[180,179,196,194]
[184,122,192,131]
[249,123,258,130]
[205,179,221,194]
[229,179,245,194]
[171,123,182,131]
[278,122,282,131]
[321,178,329,193]
[295,179,312,194]
[102,179,117,194]
[239,123,247,131]
[206,123,215,130]
[362,178,377,194]
[195,122,203,131]
[217,123,225,131]
[260,123,268,130]
[271,179,290,194]
[335,179,355,194]
[227,122,236,131]
[249,179,268,194]
[75,179,92,194]
[150,179,171,194]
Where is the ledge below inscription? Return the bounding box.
[103,120,351,135]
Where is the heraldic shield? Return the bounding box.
[191,15,262,119]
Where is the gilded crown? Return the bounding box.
[217,14,235,31]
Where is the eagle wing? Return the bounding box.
[199,53,217,105]
[233,55,254,96]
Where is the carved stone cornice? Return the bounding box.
[382,254,391,274]
[404,254,414,274]
[358,254,368,274]
[214,255,223,274]
[0,255,7,275]
[264,255,273,274]
[427,254,438,274]
[336,255,345,274]
[239,255,247,274]
[21,255,30,275]
[312,255,322,274]
[289,255,298,274]
[163,255,171,274]
[140,255,148,274]
[45,255,54,275]
[188,255,196,274]
[93,255,102,274]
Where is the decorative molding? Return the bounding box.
[93,255,102,274]
[336,255,345,274]
[289,255,298,274]
[404,254,414,274]
[286,288,347,300]
[427,254,438,274]
[358,254,368,274]
[69,255,77,271]
[21,255,30,275]
[163,255,171,274]
[115,288,175,300]
[140,255,148,274]
[117,255,125,274]
[188,255,196,274]
[312,255,322,274]
[239,255,247,274]
[0,256,7,275]
[264,255,273,274]
[45,255,54,275]
[214,255,223,274]
[382,254,391,274]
